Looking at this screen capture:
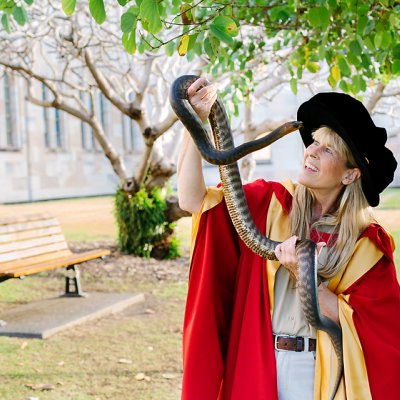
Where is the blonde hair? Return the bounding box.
[290,127,374,279]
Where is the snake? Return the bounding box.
[170,75,343,400]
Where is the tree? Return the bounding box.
[1,0,398,255]
[2,1,399,96]
[0,1,199,258]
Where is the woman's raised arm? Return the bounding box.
[177,78,217,214]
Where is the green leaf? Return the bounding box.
[117,0,129,5]
[121,7,138,33]
[392,60,400,75]
[296,65,303,79]
[62,0,76,16]
[339,80,349,93]
[306,61,320,73]
[352,75,366,93]
[327,0,338,10]
[363,36,375,52]
[380,31,392,50]
[165,41,175,57]
[338,56,351,76]
[357,16,367,35]
[89,0,106,24]
[209,16,238,45]
[122,31,136,54]
[24,0,34,5]
[349,40,362,56]
[12,6,27,26]
[389,12,398,28]
[1,14,10,33]
[374,31,383,48]
[393,44,400,60]
[140,0,162,34]
[347,52,361,67]
[290,78,298,95]
[328,74,337,89]
[187,33,198,52]
[308,7,330,30]
[361,54,371,71]
[204,37,215,60]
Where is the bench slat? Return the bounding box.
[0,226,62,244]
[0,241,69,263]
[0,234,66,255]
[0,249,111,277]
[0,213,53,225]
[0,249,73,270]
[0,218,59,234]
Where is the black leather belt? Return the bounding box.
[273,335,316,352]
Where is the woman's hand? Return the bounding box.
[187,77,217,123]
[275,235,300,280]
[275,237,339,324]
[275,237,327,280]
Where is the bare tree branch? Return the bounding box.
[366,82,386,113]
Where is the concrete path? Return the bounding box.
[0,292,144,339]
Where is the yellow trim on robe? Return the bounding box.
[190,186,223,260]
[314,237,383,400]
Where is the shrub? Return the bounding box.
[114,187,181,259]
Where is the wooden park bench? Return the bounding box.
[0,213,110,297]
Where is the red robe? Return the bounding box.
[182,180,400,400]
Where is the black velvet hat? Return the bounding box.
[297,92,398,207]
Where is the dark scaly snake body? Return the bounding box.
[170,75,343,400]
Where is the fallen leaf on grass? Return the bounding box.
[57,361,65,366]
[135,373,151,381]
[20,341,28,349]
[145,308,155,314]
[162,373,176,380]
[118,358,133,364]
[25,383,55,391]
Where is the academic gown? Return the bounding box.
[182,179,400,400]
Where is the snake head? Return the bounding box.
[294,121,303,130]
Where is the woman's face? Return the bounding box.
[297,133,350,194]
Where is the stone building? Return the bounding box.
[0,73,399,204]
[0,73,143,203]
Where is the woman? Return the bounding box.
[177,77,399,400]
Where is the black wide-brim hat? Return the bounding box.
[297,92,398,207]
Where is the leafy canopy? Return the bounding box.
[1,0,399,95]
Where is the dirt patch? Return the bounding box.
[69,240,190,283]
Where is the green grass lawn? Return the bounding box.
[0,189,398,399]
[378,187,400,209]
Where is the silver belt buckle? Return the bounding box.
[274,334,292,351]
[304,337,310,352]
[274,334,280,350]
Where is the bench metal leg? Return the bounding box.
[63,265,87,297]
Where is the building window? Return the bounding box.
[42,84,65,150]
[0,73,19,150]
[99,93,109,136]
[121,114,141,152]
[80,92,97,151]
